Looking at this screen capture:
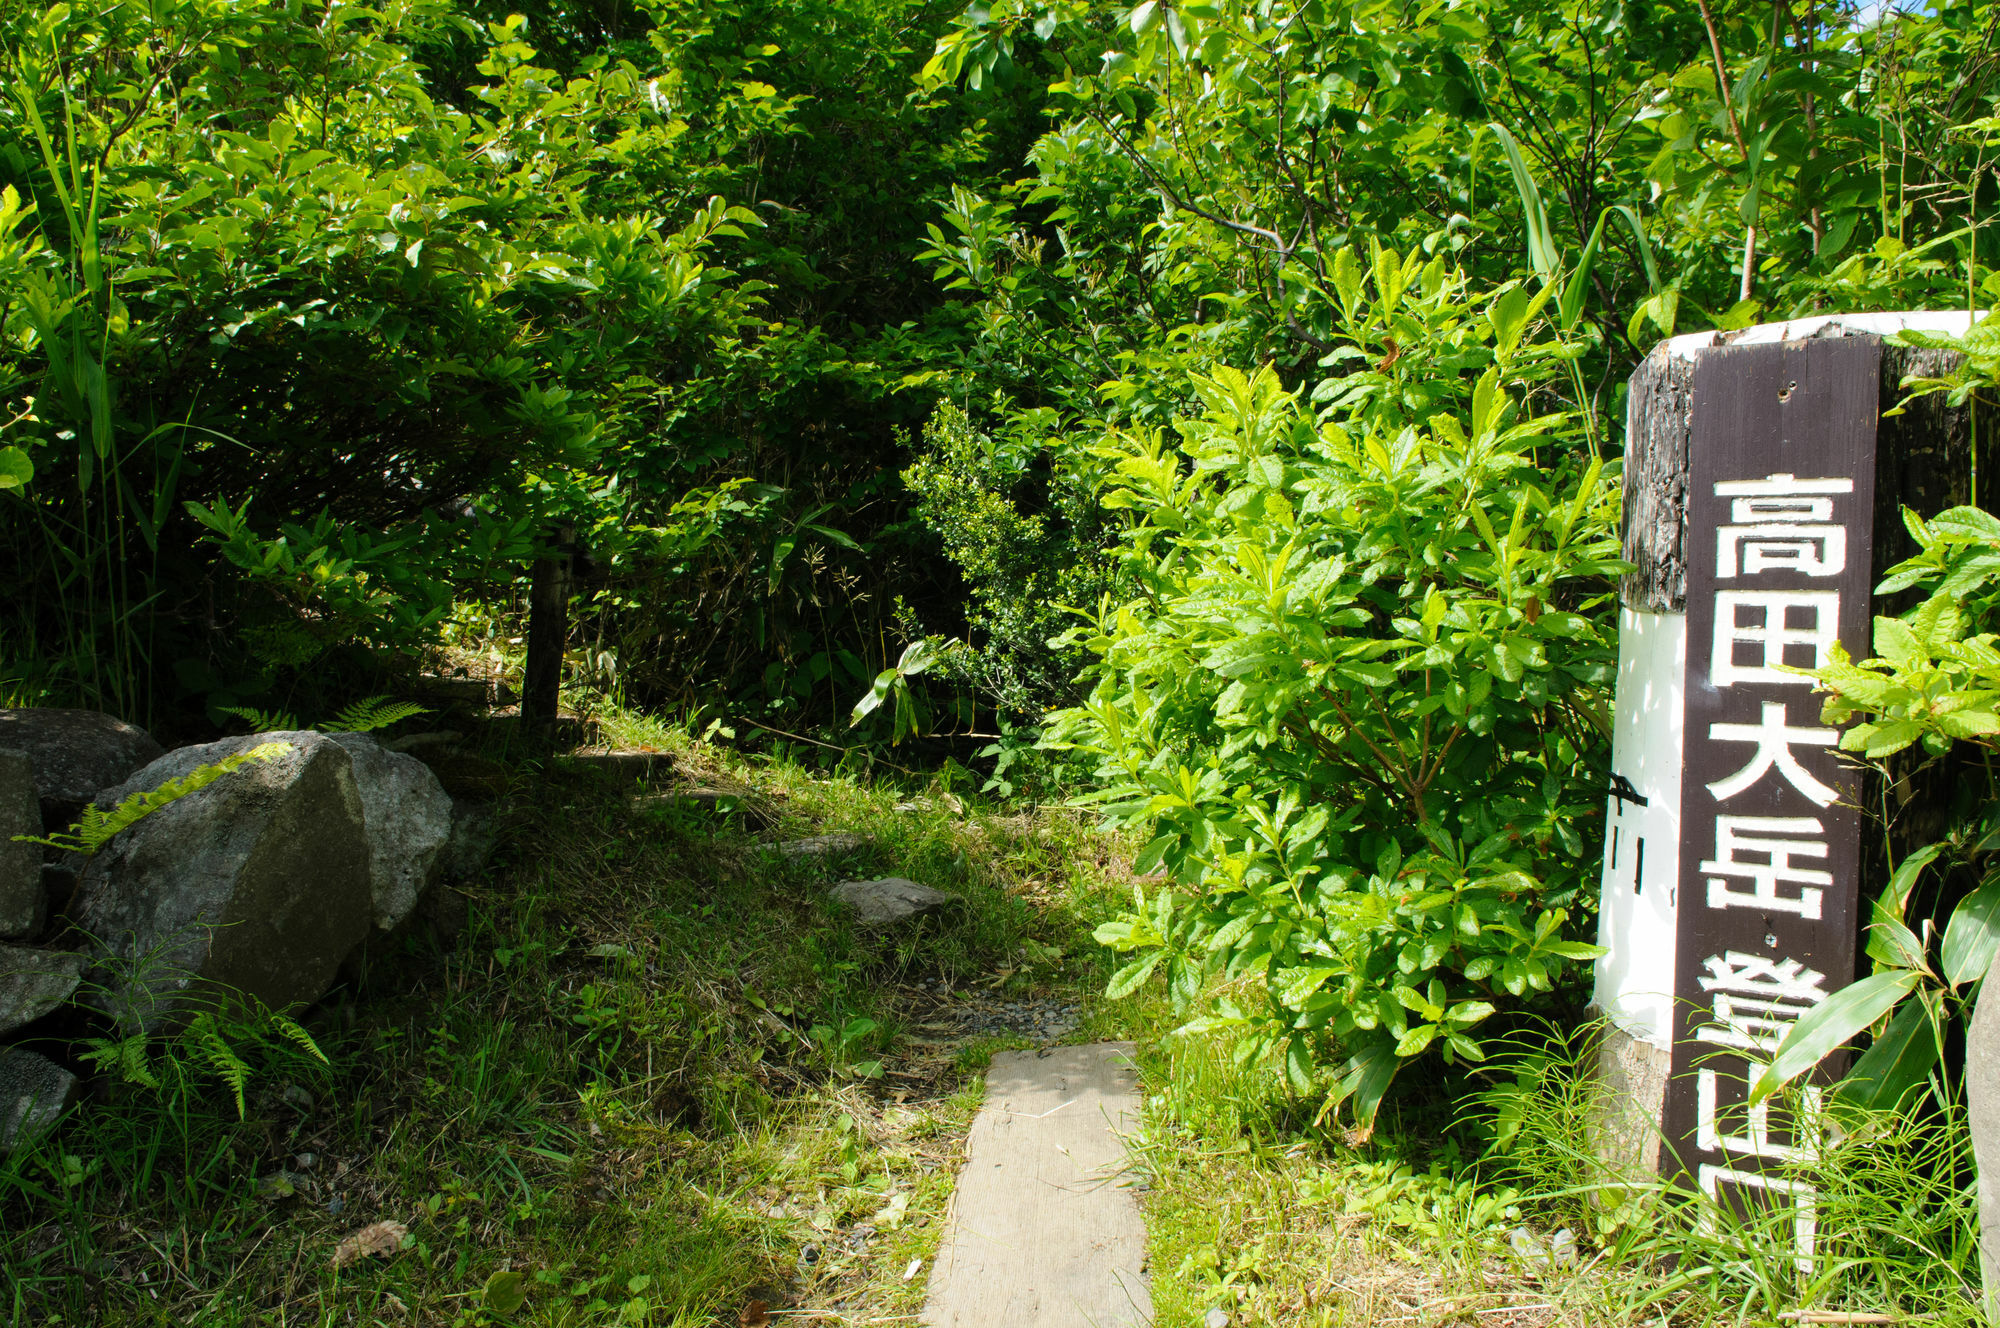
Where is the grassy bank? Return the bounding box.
[4,717,1979,1327]
[1130,1030,1982,1328]
[2,725,1139,1326]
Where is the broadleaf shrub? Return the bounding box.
[904,402,1122,714]
[1047,249,1625,1123]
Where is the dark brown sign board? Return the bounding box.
[1658,336,1880,1266]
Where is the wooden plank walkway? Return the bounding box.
[923,1042,1152,1328]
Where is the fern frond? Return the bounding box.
[270,1012,330,1066]
[323,695,429,734]
[80,1034,161,1089]
[184,1012,254,1117]
[14,741,291,856]
[122,1034,161,1088]
[217,704,301,733]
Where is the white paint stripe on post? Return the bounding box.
[1594,605,1687,1051]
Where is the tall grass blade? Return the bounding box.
[1489,123,1558,283]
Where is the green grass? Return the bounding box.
[5,709,1979,1327]
[0,720,1139,1325]
[1126,1019,1985,1328]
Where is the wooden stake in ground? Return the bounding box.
[923,1042,1151,1328]
[522,523,577,732]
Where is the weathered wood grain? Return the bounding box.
[1621,347,1695,612]
[1620,320,1999,614]
[923,1043,1151,1328]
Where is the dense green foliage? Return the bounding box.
[1051,255,1622,1118]
[5,0,2000,1129]
[0,0,1043,725]
[1751,495,2000,1116]
[6,0,1997,730]
[897,0,2000,1110]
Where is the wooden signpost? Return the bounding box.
[522,523,580,734]
[1593,313,1992,1267]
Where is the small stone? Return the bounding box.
[1548,1228,1577,1268]
[1205,1309,1231,1328]
[0,945,83,1036]
[775,833,867,859]
[833,878,962,931]
[282,1084,316,1113]
[1508,1225,1552,1272]
[0,1048,77,1151]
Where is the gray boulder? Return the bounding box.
[328,732,454,929]
[0,945,82,1035]
[834,877,962,931]
[0,1048,76,1151]
[777,833,868,860]
[0,708,164,824]
[0,749,41,937]
[71,731,374,1029]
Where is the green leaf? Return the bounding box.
[1558,209,1610,331]
[1487,286,1532,354]
[1832,999,1939,1112]
[1106,950,1165,998]
[1284,1033,1314,1093]
[1943,878,2000,987]
[1131,834,1173,876]
[1339,1041,1399,1127]
[1277,965,1340,1010]
[1875,616,1923,669]
[1851,718,1924,757]
[482,1270,529,1315]
[1444,999,1496,1026]
[1931,506,2000,545]
[1488,124,1558,283]
[0,446,31,489]
[850,670,896,725]
[1395,1023,1439,1057]
[1869,843,1942,966]
[1750,970,1920,1103]
[1870,916,1926,972]
[323,696,428,733]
